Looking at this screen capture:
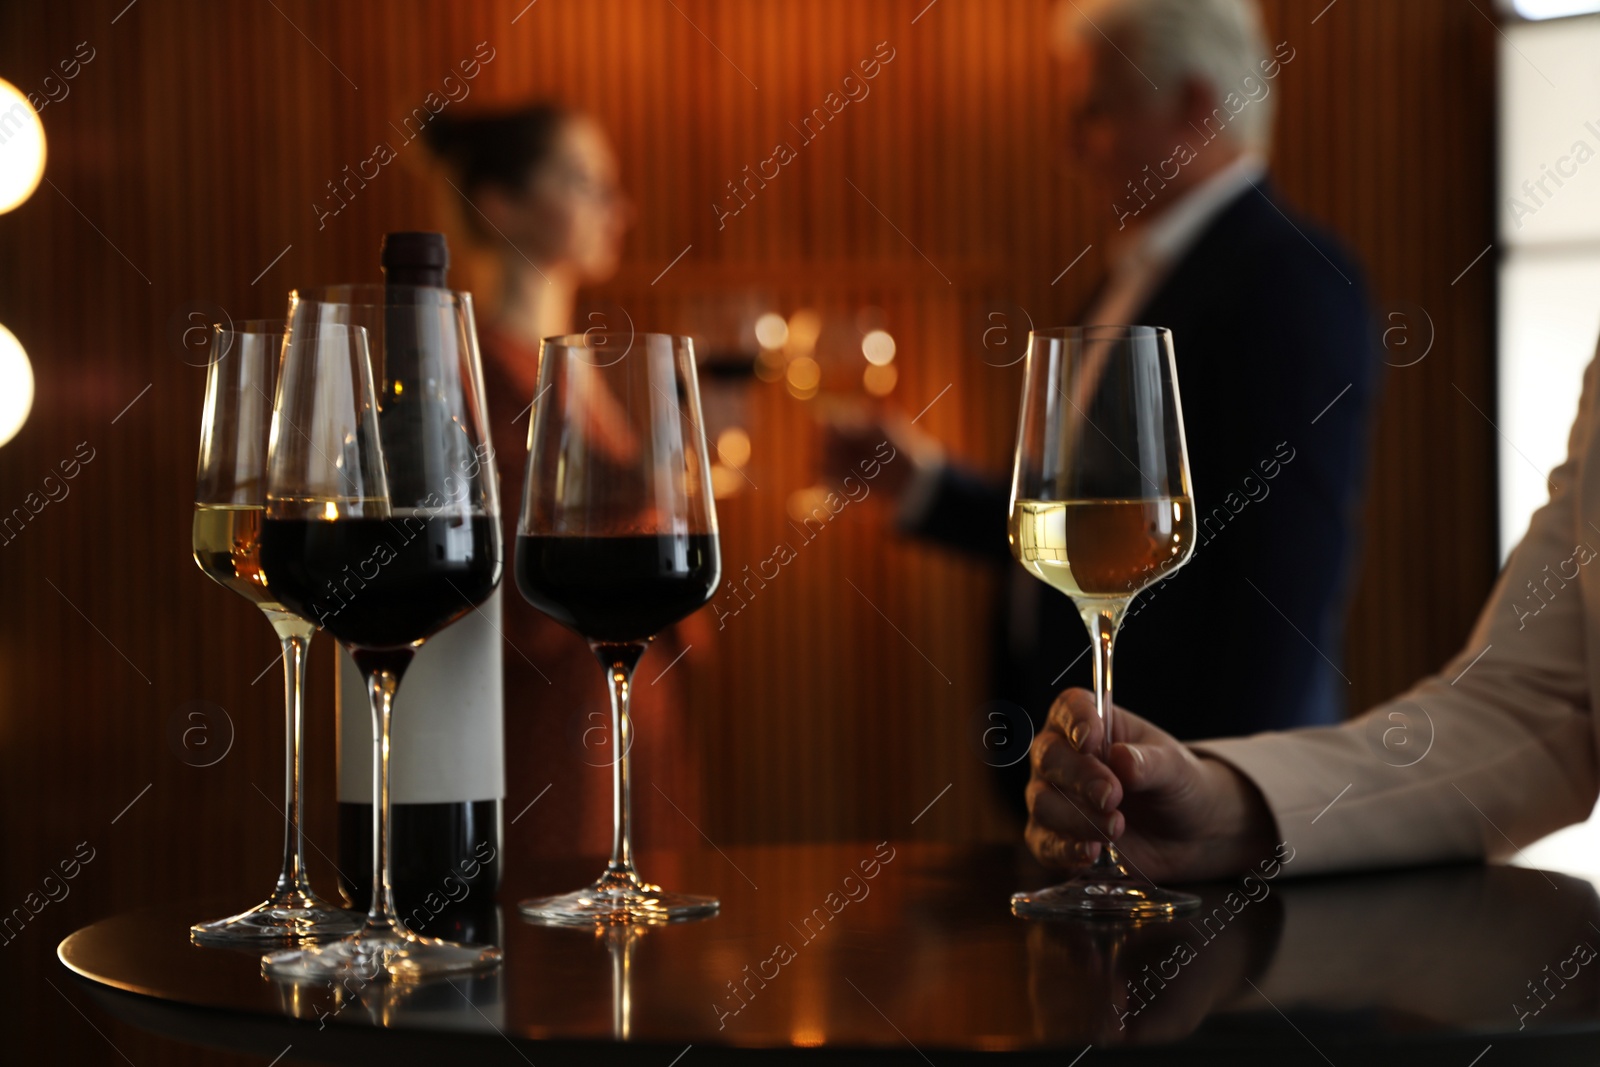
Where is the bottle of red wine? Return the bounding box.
[335,231,504,922]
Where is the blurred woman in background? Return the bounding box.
[425,105,706,859]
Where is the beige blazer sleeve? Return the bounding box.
[1192,352,1600,876]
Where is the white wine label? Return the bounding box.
[337,588,507,803]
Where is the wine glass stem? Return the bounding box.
[274,630,315,899]
[1084,604,1123,871]
[609,661,637,879]
[596,643,647,885]
[363,662,408,933]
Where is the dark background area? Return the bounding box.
[0,1,1498,1062]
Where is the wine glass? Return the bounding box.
[1008,325,1199,919]
[516,331,722,925]
[259,285,503,980]
[190,320,361,946]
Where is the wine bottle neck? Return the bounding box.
[383,267,448,288]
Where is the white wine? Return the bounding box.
[192,503,313,640]
[1008,498,1194,601]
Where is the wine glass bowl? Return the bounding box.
[1008,326,1199,920]
[515,331,722,926]
[189,320,362,946]
[259,286,505,980]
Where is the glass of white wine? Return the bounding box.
[1008,325,1198,919]
[190,321,360,945]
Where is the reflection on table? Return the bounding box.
[57,844,1600,1064]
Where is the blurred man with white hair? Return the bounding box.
[827,0,1379,815]
[1072,0,1284,223]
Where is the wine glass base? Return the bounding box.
[262,926,501,982]
[519,879,720,927]
[191,897,363,947]
[1011,873,1201,920]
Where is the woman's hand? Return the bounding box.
[1025,688,1278,883]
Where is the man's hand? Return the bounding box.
[1025,688,1278,882]
[816,402,938,503]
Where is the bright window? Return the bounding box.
[1498,11,1600,877]
[1497,14,1600,559]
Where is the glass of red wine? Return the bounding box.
[189,320,361,946]
[259,285,504,980]
[516,331,722,925]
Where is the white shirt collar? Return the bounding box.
[1117,154,1268,273]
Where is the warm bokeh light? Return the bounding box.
[786,485,828,521]
[786,355,821,399]
[710,462,743,499]
[863,362,898,397]
[0,322,33,446]
[861,328,896,366]
[0,80,46,214]
[716,426,752,468]
[754,311,789,350]
[787,308,822,355]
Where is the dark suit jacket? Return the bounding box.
[913,183,1379,807]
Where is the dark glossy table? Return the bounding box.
[57,842,1600,1064]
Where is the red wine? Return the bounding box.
[515,533,720,642]
[259,514,501,649]
[338,799,501,932]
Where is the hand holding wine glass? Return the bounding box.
[814,401,928,502]
[1007,325,1198,918]
[1025,688,1278,885]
